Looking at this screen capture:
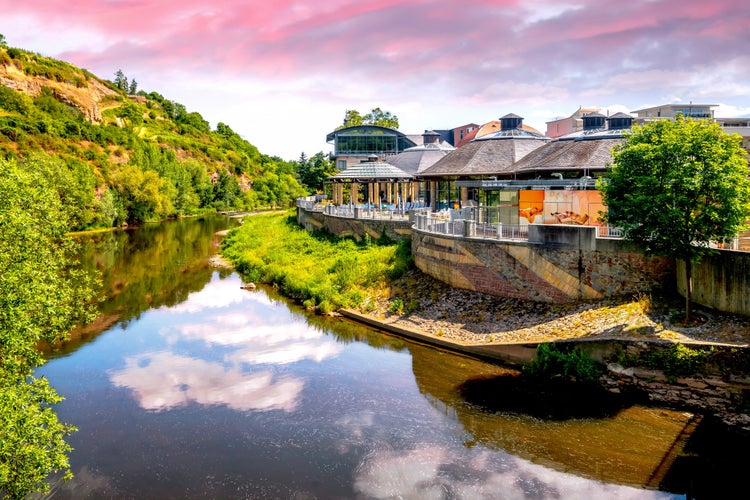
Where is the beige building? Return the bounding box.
[545,106,602,138]
[632,103,716,120]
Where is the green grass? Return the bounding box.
[220,211,413,312]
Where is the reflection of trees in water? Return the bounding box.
[273,292,413,352]
[58,216,236,353]
[408,346,695,489]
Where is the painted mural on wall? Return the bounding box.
[518,190,604,226]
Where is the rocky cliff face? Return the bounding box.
[0,62,119,123]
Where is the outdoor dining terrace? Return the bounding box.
[296,197,624,241]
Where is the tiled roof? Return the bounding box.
[419,136,549,177]
[511,136,624,174]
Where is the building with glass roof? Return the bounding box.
[459,112,635,226]
[326,125,418,171]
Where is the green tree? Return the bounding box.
[295,151,336,193]
[129,79,138,95]
[113,69,128,92]
[210,171,241,210]
[110,164,173,223]
[0,158,97,497]
[600,116,750,321]
[364,107,399,129]
[338,108,399,129]
[341,109,363,128]
[17,154,99,230]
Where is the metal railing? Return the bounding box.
[597,226,623,238]
[299,198,630,243]
[413,212,529,241]
[321,203,414,221]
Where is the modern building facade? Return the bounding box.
[326,125,418,171]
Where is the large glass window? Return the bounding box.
[435,181,460,210]
[336,134,398,155]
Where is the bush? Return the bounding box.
[524,343,604,384]
[389,298,404,315]
[646,343,706,378]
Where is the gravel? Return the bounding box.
[366,269,750,346]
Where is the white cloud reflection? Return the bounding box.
[109,351,302,412]
[160,275,343,365]
[110,276,342,412]
[353,445,675,500]
[163,275,273,314]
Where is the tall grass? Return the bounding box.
[220,211,412,311]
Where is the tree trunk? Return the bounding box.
[685,259,693,323]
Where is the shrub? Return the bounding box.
[524,343,604,384]
[646,343,706,378]
[389,298,404,315]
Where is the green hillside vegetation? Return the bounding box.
[0,43,309,229]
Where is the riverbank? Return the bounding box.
[329,268,750,432]
[359,268,750,347]
[217,214,750,430]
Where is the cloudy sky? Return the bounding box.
[2,0,749,160]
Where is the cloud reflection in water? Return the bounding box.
[110,351,303,412]
[109,274,341,412]
[354,445,673,499]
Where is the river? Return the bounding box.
[36,216,746,499]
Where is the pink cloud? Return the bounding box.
[4,0,746,88]
[2,0,748,157]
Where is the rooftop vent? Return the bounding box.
[422,130,440,144]
[606,112,634,130]
[500,113,524,131]
[582,112,606,131]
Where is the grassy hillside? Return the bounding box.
[0,43,307,229]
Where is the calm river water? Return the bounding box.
[36,216,745,499]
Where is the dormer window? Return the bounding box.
[582,112,606,130]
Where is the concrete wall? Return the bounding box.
[297,207,412,242]
[677,251,750,316]
[412,226,674,302]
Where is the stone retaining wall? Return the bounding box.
[297,207,412,242]
[412,227,674,302]
[297,205,749,315]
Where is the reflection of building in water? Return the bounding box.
[407,344,697,488]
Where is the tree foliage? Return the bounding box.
[0,158,97,497]
[0,45,307,226]
[339,107,399,129]
[113,69,128,92]
[295,151,337,193]
[600,116,750,320]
